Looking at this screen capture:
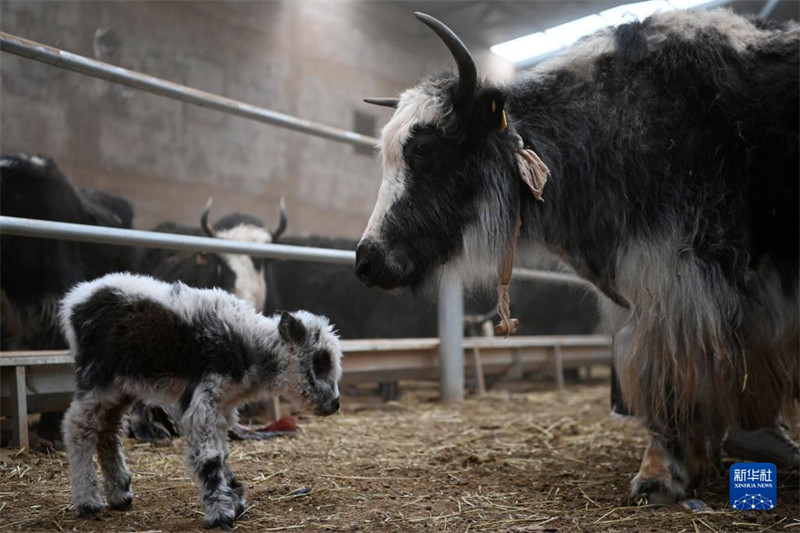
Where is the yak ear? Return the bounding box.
[471,88,509,135]
[278,311,307,345]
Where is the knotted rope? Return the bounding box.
[493,133,550,336]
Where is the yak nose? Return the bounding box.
[317,397,339,417]
[354,240,382,285]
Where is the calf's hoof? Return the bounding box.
[204,514,235,531]
[235,498,246,517]
[108,495,133,511]
[75,501,105,519]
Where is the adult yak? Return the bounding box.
[355,10,799,503]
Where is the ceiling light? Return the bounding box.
[544,14,609,47]
[599,1,675,26]
[667,0,717,8]
[490,0,719,65]
[490,32,562,63]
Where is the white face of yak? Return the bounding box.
[354,17,517,292]
[216,225,272,311]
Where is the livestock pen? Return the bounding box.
[0,9,797,533]
[0,29,610,448]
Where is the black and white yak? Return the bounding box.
[59,272,342,529]
[355,10,799,503]
[139,197,287,313]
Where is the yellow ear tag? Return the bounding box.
[500,110,508,132]
[491,99,496,113]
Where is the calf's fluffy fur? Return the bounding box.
[59,273,342,529]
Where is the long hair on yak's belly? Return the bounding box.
[614,231,799,442]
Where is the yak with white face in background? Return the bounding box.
[355,11,798,503]
[140,198,287,314]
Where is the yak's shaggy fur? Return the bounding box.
[356,10,799,503]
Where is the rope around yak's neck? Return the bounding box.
[493,133,550,337]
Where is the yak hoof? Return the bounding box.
[630,477,683,505]
[235,498,246,517]
[204,514,235,531]
[75,502,105,519]
[108,496,133,511]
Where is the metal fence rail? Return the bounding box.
[0,32,378,150]
[0,215,355,264]
[0,216,592,284]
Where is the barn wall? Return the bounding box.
[0,1,513,236]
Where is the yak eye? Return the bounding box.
[413,143,429,157]
[312,350,332,377]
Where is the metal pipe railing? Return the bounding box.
[0,32,379,150]
[0,215,592,286]
[0,216,355,265]
[0,217,592,283]
[512,267,592,287]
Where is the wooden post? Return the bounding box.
[471,347,486,395]
[507,347,523,380]
[264,396,281,421]
[10,366,29,449]
[553,344,565,392]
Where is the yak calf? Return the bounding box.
[59,273,342,529]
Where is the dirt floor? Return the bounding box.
[2,379,798,532]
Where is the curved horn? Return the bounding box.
[414,12,477,108]
[271,197,287,242]
[200,197,215,237]
[363,97,400,108]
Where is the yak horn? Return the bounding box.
[414,12,477,109]
[272,197,287,242]
[363,97,400,108]
[200,197,215,238]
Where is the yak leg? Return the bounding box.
[724,344,800,469]
[222,407,245,516]
[97,397,134,511]
[62,391,107,518]
[181,382,241,530]
[726,378,799,469]
[725,423,800,469]
[630,435,690,504]
[631,429,721,505]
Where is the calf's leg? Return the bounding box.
[181,380,242,530]
[63,391,106,518]
[96,397,134,510]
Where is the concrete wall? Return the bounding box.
[0,1,513,237]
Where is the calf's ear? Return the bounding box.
[279,312,307,345]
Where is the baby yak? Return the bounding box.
[59,272,342,529]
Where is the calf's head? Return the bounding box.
[355,13,520,291]
[277,311,342,416]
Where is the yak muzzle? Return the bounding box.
[354,239,412,290]
[315,397,340,417]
